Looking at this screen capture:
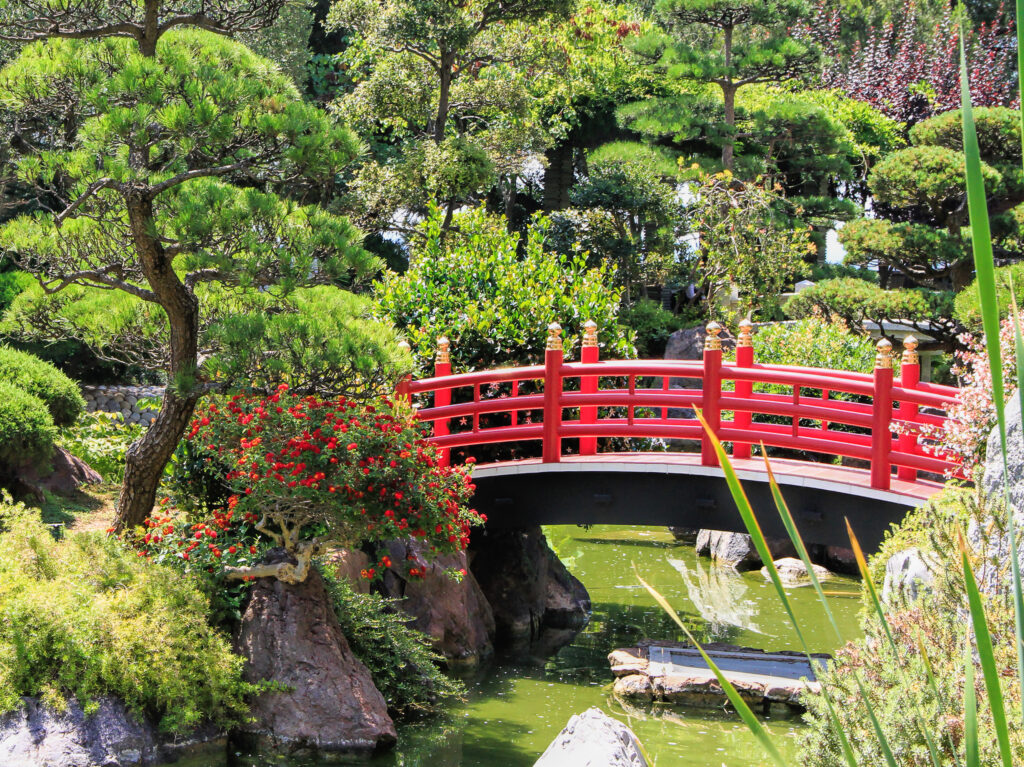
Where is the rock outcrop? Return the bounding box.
[234,551,396,755]
[469,526,590,645]
[694,529,795,570]
[378,542,495,669]
[534,708,648,767]
[881,547,937,605]
[15,446,102,500]
[663,326,736,418]
[0,696,218,767]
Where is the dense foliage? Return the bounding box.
[375,206,635,373]
[0,500,252,733]
[0,381,56,469]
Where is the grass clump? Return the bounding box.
[0,498,253,733]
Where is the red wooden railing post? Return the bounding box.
[700,322,723,467]
[870,339,894,490]
[434,336,451,468]
[896,335,920,482]
[542,322,564,463]
[395,340,413,404]
[733,319,753,460]
[580,320,599,456]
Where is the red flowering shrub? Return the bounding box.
[181,387,482,583]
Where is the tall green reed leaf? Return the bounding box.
[965,638,981,767]
[960,532,1013,767]
[960,21,1024,724]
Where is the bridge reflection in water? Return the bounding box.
[397,320,962,551]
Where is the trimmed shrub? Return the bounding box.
[954,261,1024,330]
[0,382,55,468]
[0,271,32,314]
[0,347,85,426]
[0,501,253,733]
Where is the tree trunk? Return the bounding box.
[721,25,736,171]
[543,142,574,211]
[951,258,974,291]
[721,84,736,171]
[434,55,453,143]
[114,194,202,530]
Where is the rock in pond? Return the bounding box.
[534,708,648,767]
[609,641,826,715]
[234,550,396,756]
[694,529,795,570]
[762,557,833,586]
[470,526,590,645]
[0,696,220,767]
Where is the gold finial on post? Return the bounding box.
[704,321,722,352]
[875,338,893,368]
[737,319,753,348]
[582,320,598,348]
[901,335,919,366]
[436,336,450,365]
[546,322,563,351]
[397,340,411,353]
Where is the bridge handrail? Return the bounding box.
[395,321,963,490]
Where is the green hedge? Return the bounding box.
[0,382,55,467]
[0,347,84,426]
[954,261,1024,330]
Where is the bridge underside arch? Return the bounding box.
[471,454,945,552]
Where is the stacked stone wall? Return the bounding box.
[81,385,163,425]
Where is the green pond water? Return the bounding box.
[184,525,863,767]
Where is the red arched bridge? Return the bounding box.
[397,321,962,550]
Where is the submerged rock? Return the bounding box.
[667,526,699,543]
[534,708,648,767]
[763,557,833,586]
[0,696,218,767]
[234,552,396,756]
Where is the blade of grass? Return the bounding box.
[965,638,980,767]
[959,532,1013,767]
[961,26,1024,726]
[633,564,788,767]
[852,671,899,767]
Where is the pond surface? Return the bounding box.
[184,525,863,767]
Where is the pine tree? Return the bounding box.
[642,0,819,169]
[0,2,379,530]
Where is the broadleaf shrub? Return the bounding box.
[0,346,85,426]
[0,500,253,733]
[0,381,55,468]
[57,411,143,484]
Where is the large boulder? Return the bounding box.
[378,542,495,670]
[534,708,648,767]
[0,696,217,767]
[469,526,590,644]
[234,552,396,755]
[14,446,102,501]
[664,326,736,418]
[694,529,795,570]
[881,547,936,605]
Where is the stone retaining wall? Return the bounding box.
[81,385,164,425]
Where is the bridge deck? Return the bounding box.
[473,452,944,504]
[468,453,947,549]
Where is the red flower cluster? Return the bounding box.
[185,388,483,579]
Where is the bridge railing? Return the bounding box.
[400,321,962,490]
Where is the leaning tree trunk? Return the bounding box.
[114,196,203,531]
